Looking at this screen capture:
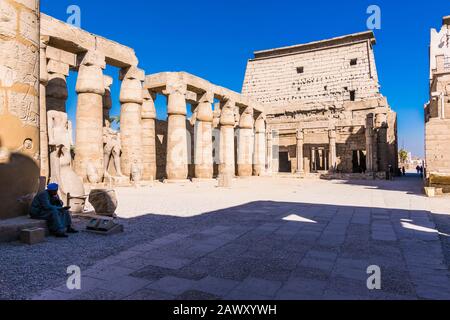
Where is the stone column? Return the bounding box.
[46,58,69,113]
[141,89,157,181]
[237,107,254,177]
[74,51,106,183]
[194,92,214,179]
[253,114,266,176]
[365,114,374,172]
[219,99,236,177]
[0,0,40,219]
[329,129,337,171]
[164,80,188,180]
[375,112,388,172]
[296,129,304,174]
[119,66,145,180]
[39,37,49,180]
[266,129,273,174]
[103,75,113,124]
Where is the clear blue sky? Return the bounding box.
[41,0,450,158]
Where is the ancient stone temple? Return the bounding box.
[0,4,404,221]
[0,8,267,220]
[424,15,450,196]
[242,31,398,177]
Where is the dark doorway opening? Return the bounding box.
[278,152,291,173]
[352,150,367,173]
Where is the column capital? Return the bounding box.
[328,129,337,139]
[76,51,106,95]
[375,112,388,128]
[142,89,156,120]
[78,50,106,69]
[47,59,70,77]
[119,66,145,82]
[163,80,187,96]
[198,91,214,104]
[239,107,254,129]
[255,116,266,133]
[194,92,214,123]
[296,129,304,140]
[120,66,144,104]
[219,99,236,126]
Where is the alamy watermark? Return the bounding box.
[66,265,81,290]
[366,5,381,30]
[67,5,81,28]
[366,265,381,290]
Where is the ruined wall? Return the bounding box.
[0,0,40,219]
[336,126,366,172]
[242,39,380,108]
[425,16,450,189]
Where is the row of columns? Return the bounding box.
[42,49,267,183]
[41,48,149,184]
[266,129,337,174]
[161,82,267,181]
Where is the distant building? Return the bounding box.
[424,15,450,195]
[243,31,398,176]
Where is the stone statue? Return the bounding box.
[103,119,123,177]
[130,159,142,183]
[47,110,85,212]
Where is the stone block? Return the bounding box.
[88,189,118,216]
[20,227,45,245]
[217,174,232,188]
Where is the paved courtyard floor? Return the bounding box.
[3,174,450,300]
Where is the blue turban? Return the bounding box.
[47,183,59,191]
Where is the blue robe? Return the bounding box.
[29,190,72,233]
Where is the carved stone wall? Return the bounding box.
[0,0,40,219]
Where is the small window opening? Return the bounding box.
[349,90,356,101]
[350,58,357,66]
[296,67,304,74]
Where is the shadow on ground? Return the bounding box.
[5,194,450,300]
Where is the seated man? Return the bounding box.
[30,183,78,238]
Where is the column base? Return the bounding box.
[237,164,253,177]
[163,179,191,184]
[191,178,216,183]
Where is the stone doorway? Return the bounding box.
[352,150,367,173]
[311,147,329,172]
[278,151,291,173]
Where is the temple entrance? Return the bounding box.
[352,150,367,173]
[311,147,329,172]
[278,151,291,173]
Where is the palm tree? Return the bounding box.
[398,149,408,164]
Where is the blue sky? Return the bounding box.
[41,0,450,157]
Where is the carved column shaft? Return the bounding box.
[119,66,145,179]
[365,114,374,172]
[219,100,236,177]
[141,89,157,180]
[328,129,337,171]
[253,116,266,176]
[194,92,214,179]
[39,38,49,180]
[296,129,304,173]
[237,107,254,177]
[375,113,388,172]
[266,129,273,174]
[165,80,188,180]
[74,51,106,183]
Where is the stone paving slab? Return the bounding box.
[26,176,450,300]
